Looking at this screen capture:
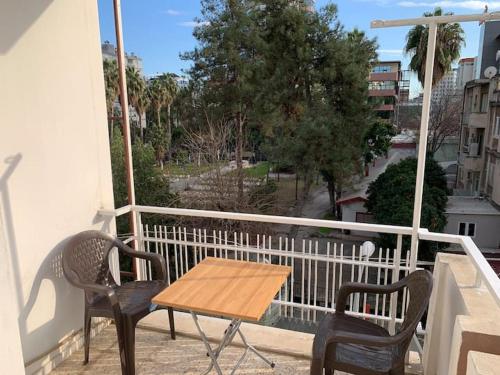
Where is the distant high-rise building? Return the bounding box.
[432,68,458,101]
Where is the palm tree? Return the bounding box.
[126,66,148,141]
[148,74,178,158]
[405,7,465,86]
[103,59,119,139]
[135,89,150,142]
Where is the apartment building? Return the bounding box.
[453,77,500,250]
[456,79,490,196]
[368,61,401,122]
[101,40,144,75]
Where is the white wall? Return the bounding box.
[0,0,114,369]
[445,213,500,249]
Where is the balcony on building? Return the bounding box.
[3,2,500,375]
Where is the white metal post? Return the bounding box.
[408,22,437,271]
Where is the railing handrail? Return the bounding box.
[419,229,500,307]
[98,204,414,235]
[98,205,500,308]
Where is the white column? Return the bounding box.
[409,22,437,271]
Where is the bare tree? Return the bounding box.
[427,90,461,155]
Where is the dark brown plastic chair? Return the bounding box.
[310,270,433,375]
[62,230,176,375]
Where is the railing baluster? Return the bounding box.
[339,244,344,311]
[313,240,318,321]
[290,238,295,318]
[332,243,337,310]
[176,227,184,276]
[146,224,152,280]
[375,247,382,324]
[301,239,305,321]
[350,245,355,311]
[163,225,171,285]
[184,227,189,273]
[325,242,330,312]
[245,233,249,261]
[284,237,289,318]
[307,240,312,321]
[203,229,207,258]
[173,227,179,280]
[382,248,389,324]
[278,237,283,315]
[193,229,198,266]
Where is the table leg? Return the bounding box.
[190,312,276,374]
[191,312,224,375]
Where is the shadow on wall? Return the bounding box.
[1,154,115,364]
[0,0,54,55]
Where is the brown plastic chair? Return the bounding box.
[62,230,176,375]
[310,270,433,375]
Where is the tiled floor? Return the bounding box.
[52,325,312,374]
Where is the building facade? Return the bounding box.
[101,40,144,75]
[368,61,401,123]
[431,68,458,102]
[456,57,476,90]
[456,79,490,196]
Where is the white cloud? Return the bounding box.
[165,9,182,16]
[397,1,500,9]
[178,21,210,27]
[378,49,404,55]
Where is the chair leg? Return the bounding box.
[115,320,129,375]
[123,319,136,375]
[167,307,176,340]
[390,362,405,375]
[83,310,91,364]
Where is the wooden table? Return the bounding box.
[153,257,291,374]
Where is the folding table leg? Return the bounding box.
[191,312,224,375]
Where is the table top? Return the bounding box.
[152,257,291,321]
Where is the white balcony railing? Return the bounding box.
[99,205,500,334]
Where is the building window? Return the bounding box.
[458,222,476,237]
[480,93,488,113]
[495,117,500,138]
[372,66,391,73]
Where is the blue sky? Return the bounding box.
[98,0,494,97]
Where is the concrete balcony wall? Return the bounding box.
[375,104,395,111]
[0,0,115,371]
[368,89,397,97]
[423,254,500,375]
[468,113,488,128]
[463,156,484,172]
[369,72,399,82]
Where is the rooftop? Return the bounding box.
[446,196,500,215]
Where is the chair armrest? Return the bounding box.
[116,242,167,282]
[65,270,119,307]
[336,281,406,314]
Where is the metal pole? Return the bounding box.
[113,0,138,255]
[409,22,437,271]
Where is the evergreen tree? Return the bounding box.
[366,157,448,260]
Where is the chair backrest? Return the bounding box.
[62,230,118,289]
[399,269,433,334]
